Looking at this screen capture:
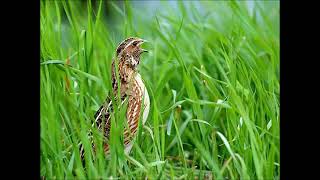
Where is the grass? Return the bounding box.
[40,1,279,179]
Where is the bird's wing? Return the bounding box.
[80,96,114,159]
[94,97,113,140]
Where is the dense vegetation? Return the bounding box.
[40,1,279,179]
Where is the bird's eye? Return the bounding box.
[117,48,121,54]
[132,41,138,46]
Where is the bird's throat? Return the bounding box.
[111,59,137,98]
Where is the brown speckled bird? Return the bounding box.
[80,37,150,158]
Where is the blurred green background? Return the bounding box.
[41,1,279,179]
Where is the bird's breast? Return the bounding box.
[123,73,150,148]
[134,73,150,125]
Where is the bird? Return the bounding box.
[80,37,150,159]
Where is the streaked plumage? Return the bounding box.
[80,37,149,158]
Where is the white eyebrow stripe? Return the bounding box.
[118,40,136,56]
[118,38,144,56]
[123,40,138,50]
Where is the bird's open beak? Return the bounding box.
[138,39,148,46]
[139,39,148,53]
[141,39,148,43]
[140,48,148,54]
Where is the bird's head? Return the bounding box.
[116,37,148,68]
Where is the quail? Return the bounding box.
[80,37,150,158]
